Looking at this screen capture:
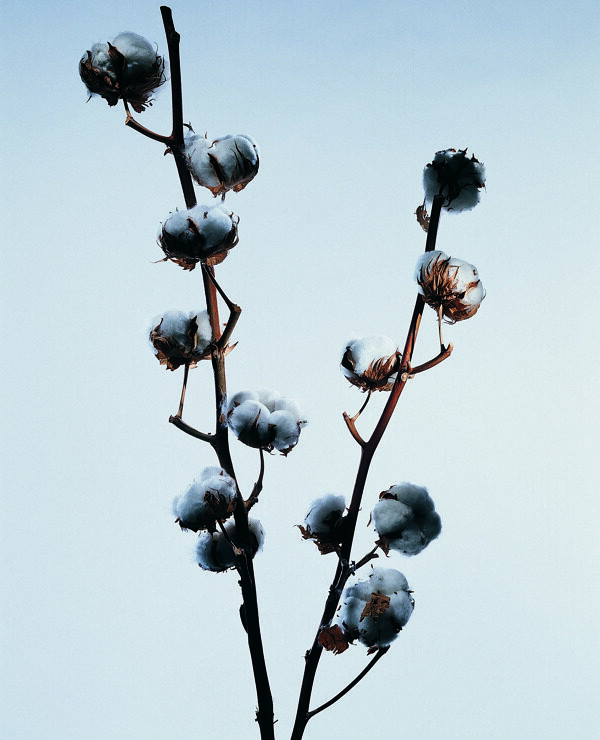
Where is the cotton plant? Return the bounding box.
[81,8,487,740]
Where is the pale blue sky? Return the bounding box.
[2,1,599,738]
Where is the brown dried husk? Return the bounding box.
[79,43,166,112]
[341,349,400,392]
[360,593,391,622]
[418,254,482,323]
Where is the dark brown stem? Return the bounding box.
[177,362,190,417]
[201,263,242,349]
[353,546,379,572]
[306,647,390,720]
[124,103,172,145]
[342,412,366,447]
[245,448,265,512]
[290,194,445,740]
[408,343,453,376]
[168,414,214,443]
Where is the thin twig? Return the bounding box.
[307,646,390,719]
[245,448,266,512]
[176,362,190,417]
[201,263,242,349]
[352,546,379,572]
[124,102,172,145]
[343,412,366,447]
[169,414,214,443]
[409,343,454,375]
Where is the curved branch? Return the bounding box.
[169,414,214,443]
[307,647,390,719]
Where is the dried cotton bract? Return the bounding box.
[226,390,307,454]
[415,250,485,322]
[79,32,165,112]
[158,205,239,270]
[299,494,347,554]
[423,149,485,212]
[184,133,260,197]
[149,309,212,370]
[338,567,414,650]
[173,467,237,533]
[372,483,441,556]
[341,336,400,391]
[195,517,265,572]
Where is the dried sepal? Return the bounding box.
[360,593,391,621]
[318,625,350,654]
[415,202,430,232]
[79,33,165,112]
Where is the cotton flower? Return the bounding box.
[423,149,485,212]
[299,494,346,553]
[158,204,239,270]
[340,336,400,391]
[173,467,237,533]
[338,567,414,650]
[184,132,260,197]
[195,517,265,572]
[149,309,212,370]
[79,31,165,112]
[372,483,441,556]
[225,390,307,454]
[415,250,485,322]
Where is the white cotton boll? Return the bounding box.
[195,516,265,572]
[227,390,259,409]
[227,400,271,447]
[148,309,212,370]
[256,389,282,409]
[341,335,399,392]
[269,409,301,453]
[374,483,442,556]
[88,43,112,74]
[112,32,157,80]
[372,498,412,535]
[304,494,346,535]
[368,567,410,595]
[184,133,260,196]
[414,251,484,322]
[423,148,485,212]
[173,468,237,532]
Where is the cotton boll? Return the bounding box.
[195,516,265,572]
[341,336,399,392]
[173,468,237,532]
[158,204,239,270]
[79,31,165,112]
[423,148,485,212]
[304,494,346,535]
[227,400,271,448]
[112,32,157,81]
[373,484,442,556]
[149,309,212,370]
[415,251,485,323]
[184,133,260,197]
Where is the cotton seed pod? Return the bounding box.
[173,467,237,533]
[341,336,400,392]
[79,31,165,112]
[299,494,347,554]
[423,148,485,212]
[338,567,414,650]
[184,133,260,197]
[149,309,212,370]
[372,483,441,556]
[195,517,265,572]
[158,204,239,270]
[415,250,485,322]
[225,390,307,455]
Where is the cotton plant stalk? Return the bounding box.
[81,7,486,739]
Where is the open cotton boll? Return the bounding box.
[373,483,441,556]
[415,251,485,323]
[195,517,265,572]
[173,467,237,533]
[79,31,165,112]
[341,336,399,392]
[338,567,414,649]
[226,389,307,453]
[227,400,271,448]
[300,494,347,554]
[184,132,260,197]
[158,204,239,270]
[423,148,485,212]
[149,309,212,370]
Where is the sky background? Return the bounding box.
[2,0,599,738]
